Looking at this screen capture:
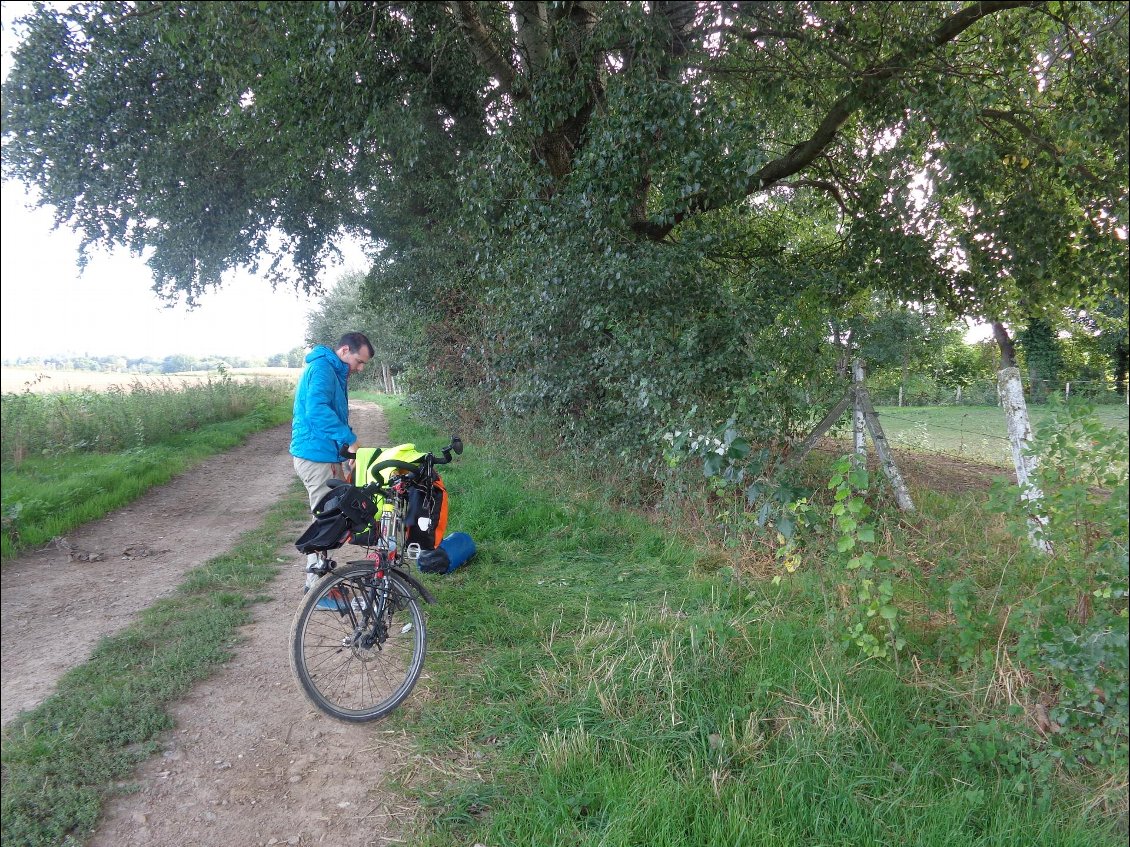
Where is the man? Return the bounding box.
[291,331,374,588]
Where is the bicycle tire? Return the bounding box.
[289,562,426,722]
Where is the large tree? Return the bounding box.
[3,2,1126,448]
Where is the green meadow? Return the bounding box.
[869,404,1129,466]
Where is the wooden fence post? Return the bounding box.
[998,366,1052,554]
[787,392,853,468]
[852,359,867,469]
[857,387,915,512]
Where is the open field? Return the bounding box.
[1,367,303,395]
[868,403,1130,466]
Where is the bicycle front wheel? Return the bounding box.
[289,562,426,722]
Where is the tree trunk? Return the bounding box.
[899,348,909,407]
[992,321,1016,368]
[993,322,1050,552]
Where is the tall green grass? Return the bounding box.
[371,398,1122,847]
[1,376,293,559]
[0,373,293,466]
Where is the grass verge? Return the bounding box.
[0,486,310,847]
[370,397,1123,847]
[1,400,291,560]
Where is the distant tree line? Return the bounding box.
[2,349,308,374]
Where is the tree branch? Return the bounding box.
[633,0,1037,240]
[992,320,1017,368]
[980,107,1104,186]
[776,178,852,216]
[450,1,519,98]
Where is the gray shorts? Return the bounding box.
[293,456,346,511]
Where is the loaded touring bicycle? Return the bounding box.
[289,437,462,722]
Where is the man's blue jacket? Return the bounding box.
[290,345,358,463]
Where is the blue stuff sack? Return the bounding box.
[418,532,477,575]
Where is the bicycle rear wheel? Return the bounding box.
[289,561,426,722]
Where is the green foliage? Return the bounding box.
[3,2,1125,460]
[987,400,1129,772]
[827,457,905,659]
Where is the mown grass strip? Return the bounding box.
[1,400,291,560]
[369,398,1122,847]
[0,486,310,847]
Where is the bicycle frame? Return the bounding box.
[351,477,435,616]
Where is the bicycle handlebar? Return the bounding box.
[433,436,463,466]
[356,436,463,498]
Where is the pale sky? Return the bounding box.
[0,1,367,362]
[0,181,365,361]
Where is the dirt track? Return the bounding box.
[1,401,421,846]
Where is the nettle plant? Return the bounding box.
[989,400,1128,772]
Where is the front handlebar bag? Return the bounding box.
[295,511,351,554]
[295,484,379,554]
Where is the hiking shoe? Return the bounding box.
[315,588,348,612]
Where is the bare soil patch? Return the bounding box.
[1,401,421,847]
[812,440,1013,496]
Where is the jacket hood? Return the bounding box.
[305,345,348,375]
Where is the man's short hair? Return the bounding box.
[338,332,375,358]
